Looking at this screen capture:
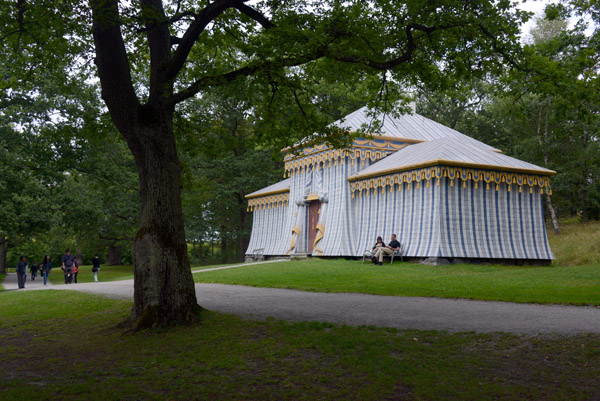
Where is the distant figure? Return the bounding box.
[62,249,74,284]
[92,254,100,283]
[73,258,79,284]
[374,234,401,266]
[30,262,38,280]
[371,236,385,264]
[41,255,52,286]
[16,256,28,289]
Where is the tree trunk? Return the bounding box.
[537,105,559,234]
[91,0,200,330]
[220,234,228,264]
[0,235,6,274]
[126,118,201,330]
[106,244,122,265]
[76,248,84,266]
[238,206,249,263]
[192,240,196,264]
[545,192,559,234]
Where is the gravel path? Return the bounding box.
[3,271,600,335]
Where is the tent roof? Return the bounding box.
[246,178,290,199]
[349,137,556,181]
[331,106,499,152]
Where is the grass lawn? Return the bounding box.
[193,259,600,305]
[0,290,599,401]
[42,263,235,285]
[0,274,4,290]
[48,265,133,284]
[548,220,600,266]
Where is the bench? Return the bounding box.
[246,248,265,262]
[362,245,403,264]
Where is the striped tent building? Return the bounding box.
[246,106,556,263]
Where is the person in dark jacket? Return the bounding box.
[92,254,101,283]
[16,256,28,289]
[62,249,74,284]
[41,255,52,286]
[30,261,38,280]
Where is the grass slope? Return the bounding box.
[548,220,600,266]
[0,290,599,401]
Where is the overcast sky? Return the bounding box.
[517,0,554,40]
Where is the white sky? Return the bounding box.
[517,0,555,39]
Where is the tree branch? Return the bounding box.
[167,47,326,106]
[136,11,199,34]
[165,0,251,83]
[90,0,139,135]
[140,0,173,102]
[232,3,275,29]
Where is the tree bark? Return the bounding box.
[220,233,228,264]
[0,235,6,274]
[91,0,200,330]
[544,192,560,234]
[106,244,122,265]
[123,115,201,330]
[238,205,249,262]
[537,105,559,234]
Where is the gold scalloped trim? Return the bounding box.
[349,166,553,198]
[247,193,290,211]
[283,139,410,175]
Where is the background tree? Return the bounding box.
[2,0,528,329]
[417,7,600,227]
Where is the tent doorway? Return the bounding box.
[307,200,321,252]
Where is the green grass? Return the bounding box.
[0,290,599,401]
[548,220,600,266]
[190,220,600,306]
[0,274,4,290]
[193,259,600,305]
[48,265,133,284]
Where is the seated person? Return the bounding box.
[371,236,385,264]
[374,234,401,265]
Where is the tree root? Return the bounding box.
[119,303,205,333]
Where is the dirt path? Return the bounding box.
[3,271,600,334]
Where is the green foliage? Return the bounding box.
[417,7,600,221]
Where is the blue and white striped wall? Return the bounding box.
[351,178,554,260]
[247,168,554,261]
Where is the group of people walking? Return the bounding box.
[370,234,401,265]
[15,249,101,289]
[16,255,52,288]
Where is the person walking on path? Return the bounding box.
[30,261,38,280]
[92,254,100,283]
[62,249,74,284]
[73,258,79,284]
[41,255,52,286]
[16,256,28,289]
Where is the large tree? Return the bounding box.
[3,0,527,329]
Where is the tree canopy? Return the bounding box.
[9,0,597,329]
